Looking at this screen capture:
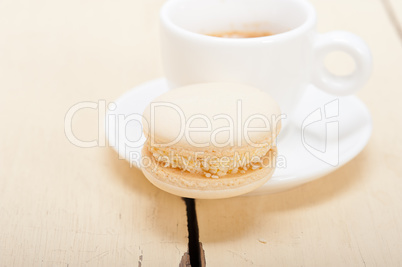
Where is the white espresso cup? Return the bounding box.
[160,0,372,122]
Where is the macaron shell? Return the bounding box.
[141,146,277,199]
[142,83,281,150]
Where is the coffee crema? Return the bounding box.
[206,30,273,38]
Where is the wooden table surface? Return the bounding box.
[1,0,402,266]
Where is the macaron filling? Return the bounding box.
[145,140,275,178]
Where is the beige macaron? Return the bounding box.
[141,83,281,199]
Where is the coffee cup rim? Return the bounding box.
[160,0,317,43]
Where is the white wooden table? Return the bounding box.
[1,0,402,266]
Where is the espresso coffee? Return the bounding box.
[206,30,273,38]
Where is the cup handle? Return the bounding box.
[312,31,372,96]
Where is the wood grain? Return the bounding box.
[197,0,402,266]
[386,0,402,40]
[0,0,188,266]
[1,0,402,266]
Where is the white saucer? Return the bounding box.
[105,78,372,195]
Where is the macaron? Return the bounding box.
[141,83,281,199]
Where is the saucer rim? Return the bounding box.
[105,78,372,195]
